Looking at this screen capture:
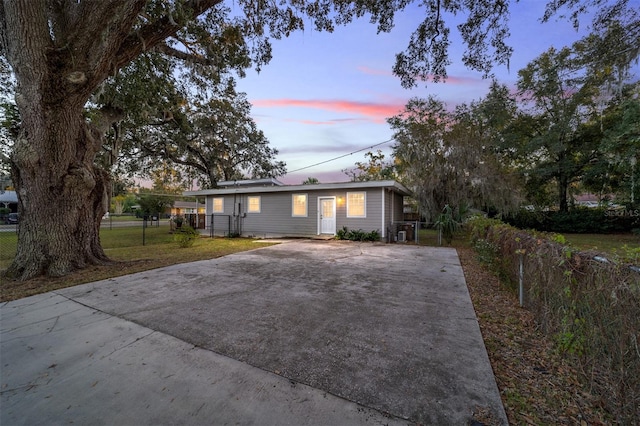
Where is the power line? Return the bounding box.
[286,138,395,174]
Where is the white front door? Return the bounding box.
[319,197,336,234]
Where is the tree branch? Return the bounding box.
[112,0,222,71]
[153,42,215,66]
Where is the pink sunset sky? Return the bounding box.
[235,1,636,184]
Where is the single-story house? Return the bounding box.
[183,178,412,240]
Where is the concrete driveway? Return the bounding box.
[1,240,507,425]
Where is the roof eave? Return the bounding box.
[184,180,412,197]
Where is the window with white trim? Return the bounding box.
[212,197,224,213]
[347,192,366,217]
[292,194,308,217]
[247,196,261,213]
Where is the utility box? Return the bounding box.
[397,231,407,242]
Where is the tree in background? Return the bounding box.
[390,97,453,221]
[132,79,285,188]
[147,162,190,195]
[302,177,320,185]
[343,150,397,182]
[91,44,283,190]
[516,23,636,211]
[582,83,640,205]
[136,193,174,219]
[390,89,521,221]
[111,193,138,215]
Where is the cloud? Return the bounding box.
[282,117,368,126]
[251,98,404,123]
[357,66,394,77]
[356,65,484,86]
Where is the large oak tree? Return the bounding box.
[1,0,636,280]
[130,78,286,188]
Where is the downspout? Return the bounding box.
[233,191,237,234]
[381,188,386,239]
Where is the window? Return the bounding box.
[347,192,366,217]
[247,196,261,213]
[212,197,224,213]
[292,194,308,217]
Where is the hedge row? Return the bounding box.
[505,208,640,233]
[467,217,640,424]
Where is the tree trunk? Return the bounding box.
[1,1,131,280]
[558,174,569,212]
[556,149,570,212]
[6,103,111,280]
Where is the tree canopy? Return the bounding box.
[390,85,523,221]
[386,21,639,219]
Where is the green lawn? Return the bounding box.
[103,214,143,222]
[0,225,274,301]
[562,233,639,256]
[0,231,17,268]
[0,225,266,270]
[416,227,638,258]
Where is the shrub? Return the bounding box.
[335,226,380,242]
[174,226,198,248]
[434,204,459,244]
[466,219,640,423]
[505,208,639,233]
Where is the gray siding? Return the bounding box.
[242,191,317,237]
[205,187,399,238]
[381,190,405,239]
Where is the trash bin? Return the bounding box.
[400,223,415,241]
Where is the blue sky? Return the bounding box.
[234,2,612,184]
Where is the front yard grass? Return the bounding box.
[0,225,273,302]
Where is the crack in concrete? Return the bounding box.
[0,308,85,335]
[100,330,156,360]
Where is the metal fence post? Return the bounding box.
[518,250,525,307]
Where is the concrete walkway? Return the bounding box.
[1,240,507,425]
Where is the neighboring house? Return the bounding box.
[0,190,18,213]
[574,193,616,208]
[171,201,206,229]
[171,201,206,217]
[0,190,19,223]
[184,179,411,240]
